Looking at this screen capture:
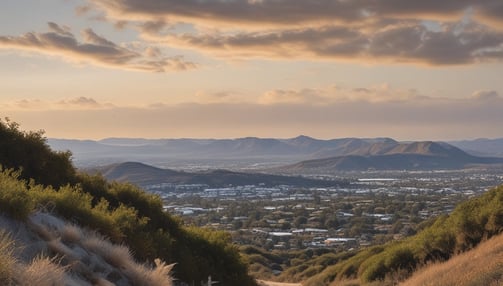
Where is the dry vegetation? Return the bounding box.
[257,280,303,286]
[0,211,174,286]
[0,230,16,284]
[402,233,503,286]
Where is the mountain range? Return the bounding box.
[449,138,503,157]
[49,136,503,171]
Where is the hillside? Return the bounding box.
[0,211,173,285]
[402,232,503,286]
[0,119,257,286]
[97,161,343,187]
[279,141,503,173]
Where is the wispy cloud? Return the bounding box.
[5,97,113,110]
[83,0,503,65]
[4,89,502,140]
[57,96,115,108]
[194,90,244,104]
[7,97,503,140]
[0,22,196,72]
[471,90,501,101]
[259,84,426,105]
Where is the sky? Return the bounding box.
[1,0,503,141]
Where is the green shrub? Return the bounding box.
[0,168,34,219]
[0,118,76,188]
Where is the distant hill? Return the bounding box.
[449,138,503,157]
[278,141,503,173]
[50,136,503,171]
[96,162,342,188]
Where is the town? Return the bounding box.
[146,170,503,252]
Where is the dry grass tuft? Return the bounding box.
[47,238,80,261]
[60,224,82,243]
[149,259,175,286]
[402,233,503,286]
[124,258,174,286]
[0,230,16,284]
[81,234,133,268]
[17,256,67,286]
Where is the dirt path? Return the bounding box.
[257,280,302,286]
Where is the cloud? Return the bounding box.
[0,22,196,72]
[13,99,49,109]
[259,84,425,105]
[5,97,113,110]
[471,90,501,101]
[81,0,503,65]
[164,21,503,64]
[194,91,244,104]
[86,0,497,27]
[75,5,93,16]
[57,96,113,109]
[259,88,330,105]
[6,97,503,140]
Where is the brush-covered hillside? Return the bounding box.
[402,232,503,286]
[0,119,256,286]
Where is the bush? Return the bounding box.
[0,168,34,220]
[0,118,76,188]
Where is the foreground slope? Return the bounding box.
[0,119,256,286]
[0,210,173,286]
[402,232,503,286]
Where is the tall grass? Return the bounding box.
[0,230,16,285]
[16,256,67,286]
[402,233,503,286]
[125,258,174,286]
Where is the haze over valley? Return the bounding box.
[49,136,503,172]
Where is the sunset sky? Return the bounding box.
[1,0,503,140]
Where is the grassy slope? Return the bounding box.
[0,212,174,286]
[402,233,503,286]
